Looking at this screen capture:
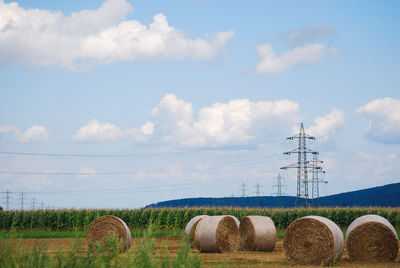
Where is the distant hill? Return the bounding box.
[146,182,400,208]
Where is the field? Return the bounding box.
[1,207,400,267]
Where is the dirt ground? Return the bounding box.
[10,236,400,267]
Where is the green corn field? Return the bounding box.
[0,207,399,231]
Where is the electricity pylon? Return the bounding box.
[272,173,287,207]
[240,182,248,198]
[308,155,328,207]
[253,182,263,197]
[281,123,318,207]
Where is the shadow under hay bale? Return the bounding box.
[195,215,239,253]
[184,215,209,245]
[283,216,344,266]
[86,215,132,252]
[239,215,276,252]
[346,214,399,262]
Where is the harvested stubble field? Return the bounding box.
[8,235,400,267]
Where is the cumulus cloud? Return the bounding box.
[0,124,49,143]
[0,0,234,69]
[17,125,50,143]
[125,121,154,142]
[76,95,353,148]
[357,97,400,144]
[73,119,123,142]
[255,24,337,75]
[307,108,345,141]
[255,43,337,75]
[149,94,300,147]
[73,119,153,142]
[282,24,336,47]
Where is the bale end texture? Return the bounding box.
[86,215,132,252]
[195,215,239,253]
[283,216,344,266]
[346,215,399,262]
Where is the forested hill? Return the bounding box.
[146,182,400,208]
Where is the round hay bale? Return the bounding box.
[239,215,276,252]
[87,215,132,251]
[283,216,344,265]
[184,215,209,245]
[195,215,239,253]
[346,214,399,262]
[230,215,240,228]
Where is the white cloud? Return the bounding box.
[150,93,194,142]
[307,108,345,141]
[72,96,346,148]
[73,119,123,142]
[17,125,50,143]
[0,124,49,143]
[125,121,154,142]
[282,24,336,47]
[0,125,19,134]
[150,94,300,147]
[356,97,400,144]
[255,43,337,75]
[0,0,234,69]
[74,119,154,143]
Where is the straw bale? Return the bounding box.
[184,215,209,245]
[86,215,132,251]
[283,216,344,265]
[230,215,240,228]
[239,215,276,252]
[346,214,399,262]
[195,215,239,253]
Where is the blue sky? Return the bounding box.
[0,0,399,209]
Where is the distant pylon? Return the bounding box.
[18,192,25,210]
[240,182,248,198]
[272,173,287,207]
[31,197,36,210]
[5,189,11,210]
[281,123,318,207]
[253,182,263,196]
[308,154,328,207]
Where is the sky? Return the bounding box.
[0,0,399,209]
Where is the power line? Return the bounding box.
[0,154,283,177]
[0,139,283,158]
[0,167,276,196]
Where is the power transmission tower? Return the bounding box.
[3,189,12,210]
[308,155,328,207]
[31,197,36,210]
[240,182,248,198]
[272,173,287,207]
[18,192,25,210]
[281,123,318,207]
[253,182,263,196]
[239,181,248,207]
